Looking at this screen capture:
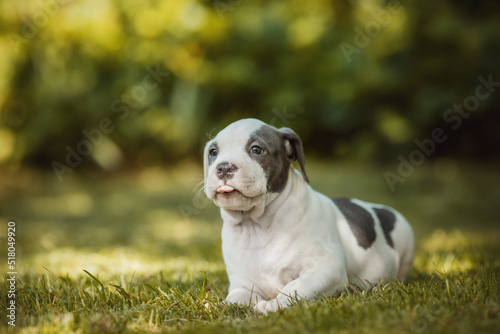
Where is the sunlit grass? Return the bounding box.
[21,247,225,282]
[415,229,500,275]
[0,161,499,333]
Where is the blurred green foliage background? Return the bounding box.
[1,0,499,174]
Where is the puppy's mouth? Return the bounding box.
[214,186,245,198]
[209,182,265,202]
[217,185,235,193]
[213,185,253,200]
[211,183,267,211]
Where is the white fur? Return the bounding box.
[204,119,415,314]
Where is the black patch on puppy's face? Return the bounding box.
[246,125,291,193]
[332,198,376,249]
[374,208,396,248]
[207,142,219,166]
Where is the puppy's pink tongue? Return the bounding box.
[217,185,234,193]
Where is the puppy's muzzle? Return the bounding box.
[216,162,238,181]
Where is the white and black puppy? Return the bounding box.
[203,118,414,314]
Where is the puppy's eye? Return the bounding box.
[209,148,218,158]
[250,146,263,154]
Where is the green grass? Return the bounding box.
[0,160,499,333]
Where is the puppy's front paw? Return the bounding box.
[255,298,291,314]
[204,300,226,312]
[255,300,278,314]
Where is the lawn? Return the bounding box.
[0,160,499,333]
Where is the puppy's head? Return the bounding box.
[204,118,308,211]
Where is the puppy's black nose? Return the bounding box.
[216,162,237,180]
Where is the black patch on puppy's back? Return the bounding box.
[374,207,396,248]
[332,198,376,249]
[247,125,290,193]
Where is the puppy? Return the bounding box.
[203,118,414,313]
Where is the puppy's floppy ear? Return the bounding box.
[279,127,309,183]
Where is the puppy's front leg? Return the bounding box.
[226,287,265,306]
[255,260,348,314]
